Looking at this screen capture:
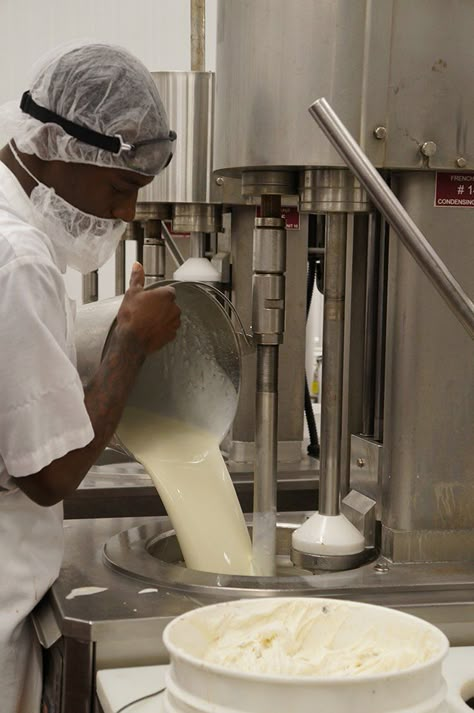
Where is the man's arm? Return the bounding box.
[14,264,180,506]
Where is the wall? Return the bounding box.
[0,0,217,303]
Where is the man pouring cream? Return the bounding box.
[0,42,181,712]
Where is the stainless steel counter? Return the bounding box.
[35,515,474,713]
[37,515,474,650]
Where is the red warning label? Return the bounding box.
[255,206,300,230]
[435,172,474,207]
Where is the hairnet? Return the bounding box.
[0,42,173,176]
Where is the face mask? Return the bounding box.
[9,141,126,274]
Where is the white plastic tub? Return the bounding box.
[162,597,450,713]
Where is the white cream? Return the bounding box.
[65,586,108,600]
[117,407,254,576]
[202,599,442,677]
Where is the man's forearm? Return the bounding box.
[84,326,145,450]
[14,327,145,506]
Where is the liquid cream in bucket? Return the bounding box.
[117,407,254,576]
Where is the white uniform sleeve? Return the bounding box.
[0,255,94,477]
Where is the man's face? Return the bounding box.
[40,160,154,222]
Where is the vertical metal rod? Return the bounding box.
[191,0,206,72]
[143,241,166,286]
[209,231,218,257]
[82,271,98,304]
[143,221,166,285]
[252,193,283,576]
[261,194,282,218]
[136,229,144,266]
[190,231,206,257]
[115,239,126,296]
[373,219,389,441]
[361,213,378,436]
[309,98,474,339]
[319,214,347,516]
[253,345,279,576]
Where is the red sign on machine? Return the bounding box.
[281,206,300,230]
[435,172,474,207]
[255,206,300,230]
[162,219,190,238]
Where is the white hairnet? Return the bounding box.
[0,42,174,176]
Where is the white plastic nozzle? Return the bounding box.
[292,512,365,556]
[173,257,220,283]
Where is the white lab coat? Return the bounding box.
[0,161,94,713]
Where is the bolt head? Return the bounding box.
[456,157,467,168]
[356,458,366,468]
[215,176,225,186]
[374,563,389,574]
[373,126,387,140]
[420,141,437,158]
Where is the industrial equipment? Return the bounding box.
[35,2,474,711]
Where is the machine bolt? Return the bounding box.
[215,176,225,186]
[373,126,387,140]
[356,458,366,468]
[456,157,467,168]
[374,563,389,574]
[420,141,437,158]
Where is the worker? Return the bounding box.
[0,42,181,713]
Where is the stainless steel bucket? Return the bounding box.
[75,282,247,443]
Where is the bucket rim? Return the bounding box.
[163,596,449,685]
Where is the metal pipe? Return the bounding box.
[115,239,126,296]
[191,0,205,72]
[261,194,282,218]
[190,232,206,258]
[253,345,278,576]
[143,220,166,285]
[143,240,166,286]
[361,214,378,436]
[82,271,98,304]
[309,98,474,340]
[374,218,389,441]
[161,221,185,267]
[319,214,347,517]
[252,194,284,576]
[135,229,144,266]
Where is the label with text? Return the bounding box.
[255,206,300,230]
[435,172,474,207]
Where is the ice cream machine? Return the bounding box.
[212,0,474,569]
[93,0,474,571]
[79,0,472,569]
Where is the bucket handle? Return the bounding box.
[193,282,256,356]
[152,279,256,356]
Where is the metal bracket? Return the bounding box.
[350,434,384,519]
[341,489,377,547]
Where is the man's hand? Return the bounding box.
[116,263,181,355]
